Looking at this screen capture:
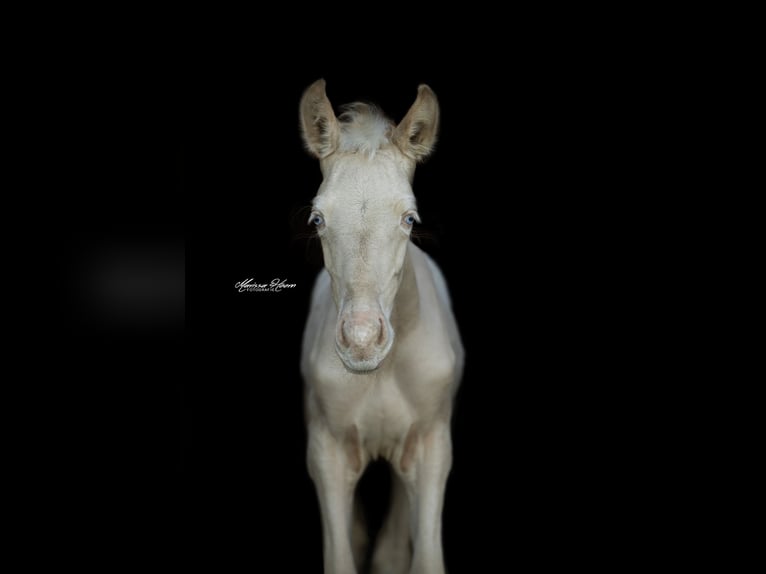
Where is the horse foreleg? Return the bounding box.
[399,424,451,574]
[307,423,364,574]
[371,468,412,574]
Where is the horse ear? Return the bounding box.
[299,79,340,159]
[393,84,440,162]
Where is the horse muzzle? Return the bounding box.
[335,303,393,372]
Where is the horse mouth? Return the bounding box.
[343,360,381,373]
[335,333,395,373]
[335,346,385,373]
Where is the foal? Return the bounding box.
[300,79,463,574]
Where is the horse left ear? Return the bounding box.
[393,84,440,162]
[300,79,340,159]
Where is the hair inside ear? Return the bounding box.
[393,85,440,162]
[299,79,340,159]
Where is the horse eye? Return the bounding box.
[402,213,418,227]
[309,213,324,227]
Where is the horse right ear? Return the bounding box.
[393,84,440,162]
[299,79,339,159]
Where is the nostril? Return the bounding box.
[339,320,349,348]
[377,318,386,346]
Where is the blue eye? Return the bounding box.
[310,213,324,227]
[403,214,417,226]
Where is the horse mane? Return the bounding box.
[337,103,393,157]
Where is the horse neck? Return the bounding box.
[390,243,420,336]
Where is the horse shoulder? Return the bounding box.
[397,247,464,399]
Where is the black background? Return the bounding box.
[59,33,675,570]
[185,57,661,570]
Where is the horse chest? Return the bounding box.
[354,375,415,462]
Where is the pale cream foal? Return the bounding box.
[300,79,463,574]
